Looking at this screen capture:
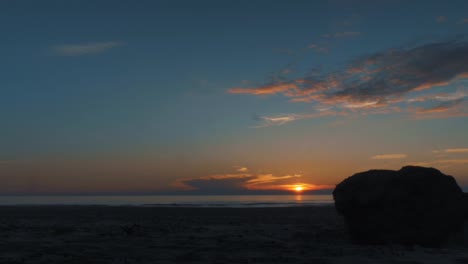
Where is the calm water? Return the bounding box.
[0,194,333,207]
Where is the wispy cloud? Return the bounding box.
[52,41,125,56]
[306,32,360,54]
[436,159,468,164]
[445,148,468,153]
[228,82,298,95]
[322,31,361,38]
[320,39,468,106]
[436,16,446,23]
[407,90,466,103]
[229,37,468,125]
[411,159,468,167]
[371,154,407,160]
[172,173,253,190]
[172,168,333,192]
[308,43,330,53]
[415,98,465,114]
[236,166,249,172]
[433,148,468,153]
[458,18,468,24]
[256,114,301,127]
[245,174,300,186]
[255,110,341,127]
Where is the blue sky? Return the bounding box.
[1,0,468,194]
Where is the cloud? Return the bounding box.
[407,90,466,103]
[322,31,361,38]
[436,16,446,23]
[434,148,468,153]
[308,43,330,53]
[411,159,468,167]
[255,110,341,127]
[172,174,253,191]
[256,114,302,126]
[236,166,249,172]
[324,39,468,104]
[228,82,297,95]
[436,159,468,164]
[229,37,468,125]
[445,148,468,153]
[245,174,301,186]
[272,48,295,55]
[52,41,124,56]
[173,173,297,192]
[371,154,407,160]
[172,169,332,193]
[415,98,465,114]
[306,32,360,54]
[459,18,468,24]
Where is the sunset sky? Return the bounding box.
[1,0,468,195]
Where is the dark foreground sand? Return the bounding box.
[0,206,467,264]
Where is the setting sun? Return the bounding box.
[294,185,304,192]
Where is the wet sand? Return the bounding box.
[0,206,467,264]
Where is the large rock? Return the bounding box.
[333,166,467,247]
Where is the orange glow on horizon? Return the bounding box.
[245,182,335,192]
[294,185,304,192]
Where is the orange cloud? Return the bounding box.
[172,169,331,193]
[410,159,468,168]
[228,83,298,95]
[236,166,249,172]
[245,174,300,186]
[371,154,407,160]
[443,148,468,153]
[344,101,380,109]
[436,159,468,164]
[413,80,452,91]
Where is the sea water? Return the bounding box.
[0,194,333,207]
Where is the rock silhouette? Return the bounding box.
[333,166,467,247]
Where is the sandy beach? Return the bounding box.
[0,206,467,264]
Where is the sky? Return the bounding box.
[1,0,468,195]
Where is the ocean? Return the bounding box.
[0,194,334,207]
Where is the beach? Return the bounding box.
[1,206,467,264]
